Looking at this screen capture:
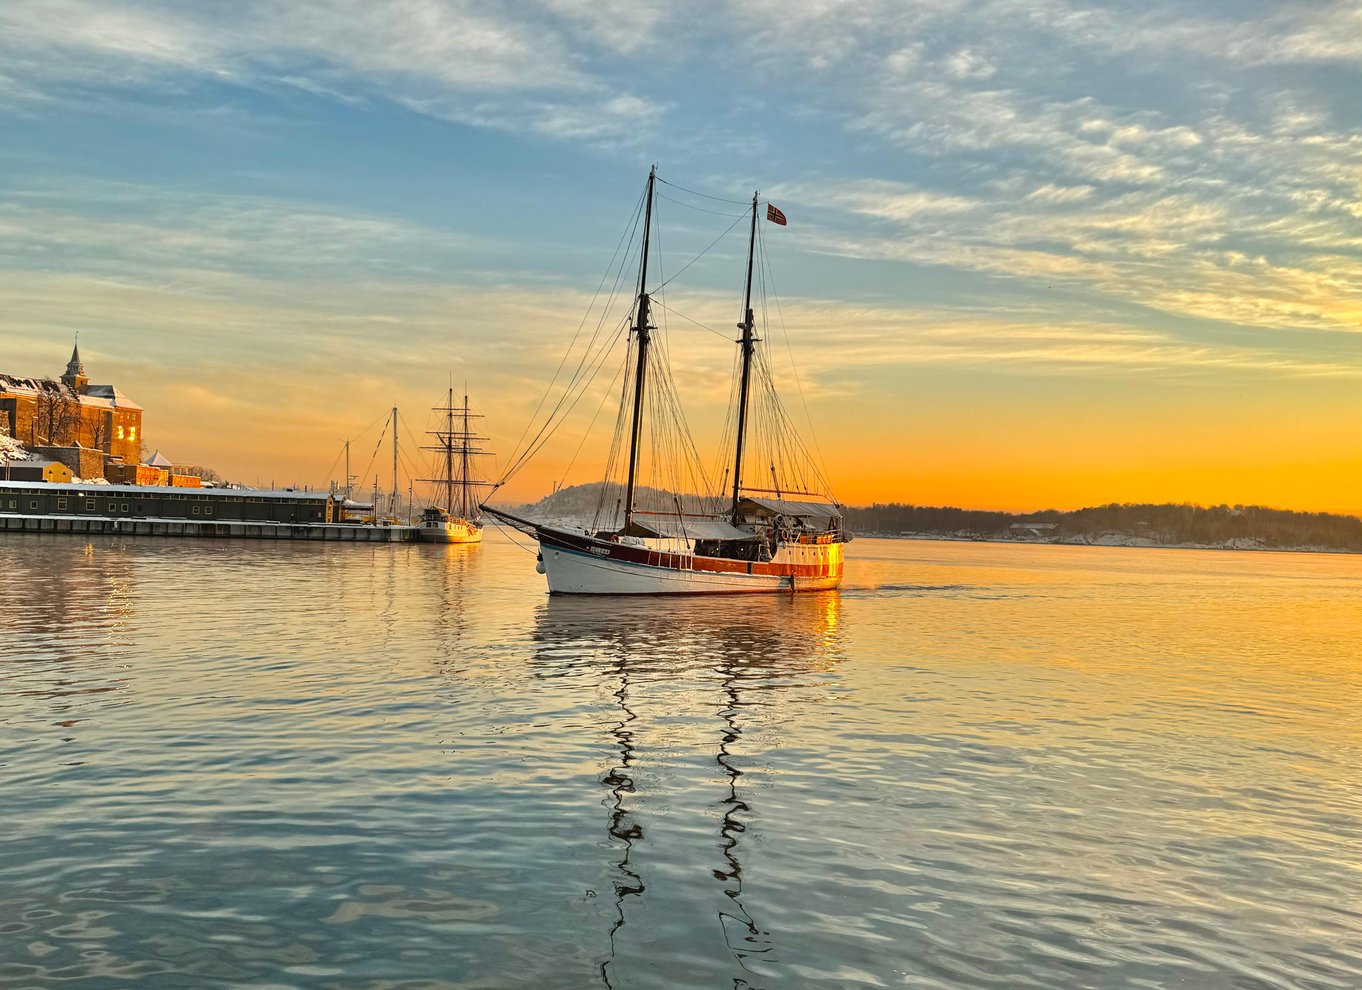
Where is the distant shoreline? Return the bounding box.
[863,532,1361,556]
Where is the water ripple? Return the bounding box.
[2,534,1361,988]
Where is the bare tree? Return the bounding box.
[174,464,223,483]
[88,411,111,453]
[34,386,80,447]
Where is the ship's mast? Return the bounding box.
[445,386,454,514]
[622,166,657,534]
[461,392,470,519]
[419,391,490,520]
[391,406,399,517]
[730,190,759,521]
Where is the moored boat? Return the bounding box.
[485,167,850,593]
[417,389,492,544]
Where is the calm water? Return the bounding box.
[2,533,1361,989]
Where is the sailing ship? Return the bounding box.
[417,389,492,544]
[485,167,849,593]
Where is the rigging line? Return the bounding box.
[358,419,391,493]
[512,314,632,478]
[482,514,539,555]
[502,183,646,475]
[655,174,750,206]
[759,223,835,492]
[654,192,746,219]
[396,447,422,492]
[650,299,733,341]
[559,353,628,488]
[320,444,346,489]
[501,211,641,484]
[509,185,641,468]
[347,408,392,445]
[499,313,621,483]
[653,211,747,291]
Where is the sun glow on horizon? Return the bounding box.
[1,2,1358,518]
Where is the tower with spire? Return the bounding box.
[60,338,88,393]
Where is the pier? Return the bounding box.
[0,480,419,542]
[1,513,418,541]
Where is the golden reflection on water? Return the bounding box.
[528,592,846,987]
[3,533,1362,989]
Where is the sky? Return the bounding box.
[1,0,1359,514]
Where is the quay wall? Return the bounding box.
[0,513,417,542]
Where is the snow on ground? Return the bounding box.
[0,433,31,462]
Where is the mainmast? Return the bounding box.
[730,190,759,521]
[622,166,657,533]
[445,386,455,514]
[461,393,471,519]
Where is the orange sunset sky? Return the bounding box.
[2,2,1359,515]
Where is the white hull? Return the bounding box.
[539,539,842,595]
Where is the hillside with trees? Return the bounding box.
[505,482,1362,552]
[846,502,1362,552]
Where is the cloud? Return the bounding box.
[0,180,495,287]
[942,48,996,81]
[1026,183,1095,204]
[0,0,657,141]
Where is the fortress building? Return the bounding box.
[0,342,145,473]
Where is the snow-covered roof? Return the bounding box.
[146,450,174,467]
[0,376,142,410]
[83,384,142,411]
[8,458,63,469]
[0,374,62,395]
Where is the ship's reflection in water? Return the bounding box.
[531,593,844,988]
[6,535,1360,989]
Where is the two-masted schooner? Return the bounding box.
[418,389,492,544]
[485,168,849,593]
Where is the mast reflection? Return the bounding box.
[601,653,643,990]
[715,658,773,983]
[530,592,844,988]
[431,542,483,649]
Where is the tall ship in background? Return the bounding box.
[418,389,492,544]
[485,168,850,593]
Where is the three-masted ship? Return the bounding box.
[418,389,492,544]
[486,168,849,593]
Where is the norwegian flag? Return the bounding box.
[766,203,787,226]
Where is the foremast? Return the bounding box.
[621,166,657,534]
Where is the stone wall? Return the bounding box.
[33,444,107,481]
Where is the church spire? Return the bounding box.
[62,335,88,391]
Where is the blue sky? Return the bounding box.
[1,1,1359,510]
